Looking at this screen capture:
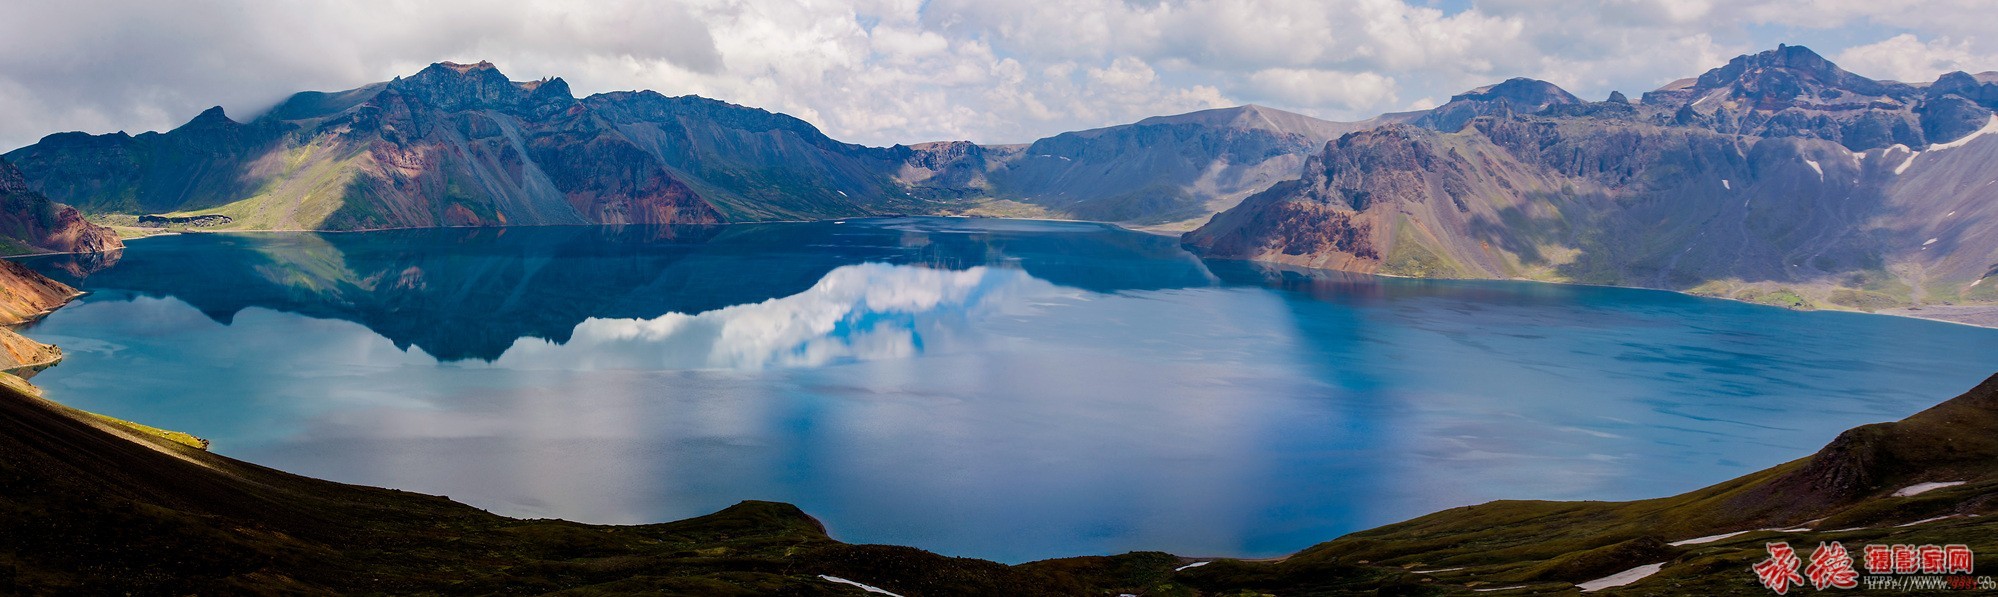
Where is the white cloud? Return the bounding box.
[1246,69,1399,111]
[1,0,1996,151]
[1834,34,1998,83]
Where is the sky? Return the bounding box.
[3,0,1997,151]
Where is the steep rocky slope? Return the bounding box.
[0,259,77,325]
[0,157,121,256]
[1187,45,1998,313]
[0,260,79,372]
[907,105,1371,228]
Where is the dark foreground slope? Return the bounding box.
[5,349,1997,594]
[1289,372,1998,595]
[0,372,1201,596]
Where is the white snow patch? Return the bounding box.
[1948,211,1958,217]
[1722,179,1731,190]
[1927,115,1998,153]
[1804,158,1823,179]
[1670,530,1752,546]
[1896,153,1918,175]
[1670,526,1819,546]
[837,190,848,197]
[1578,563,1665,592]
[820,575,904,596]
[1924,238,1940,246]
[1175,561,1211,572]
[1895,515,1962,528]
[1893,481,1965,497]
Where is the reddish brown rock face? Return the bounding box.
[0,157,122,256]
[0,259,78,325]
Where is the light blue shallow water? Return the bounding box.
[19,217,1998,563]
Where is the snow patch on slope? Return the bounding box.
[1893,481,1964,497]
[819,575,905,596]
[1927,115,1998,153]
[1670,530,1752,546]
[1578,563,1664,592]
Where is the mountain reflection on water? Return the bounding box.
[21,217,1998,563]
[34,219,1215,361]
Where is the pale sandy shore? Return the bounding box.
[1875,304,1998,329]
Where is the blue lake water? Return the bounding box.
[19,217,1998,563]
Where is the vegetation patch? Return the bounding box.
[1733,287,1811,309]
[82,411,211,450]
[1827,288,1903,310]
[1381,216,1464,278]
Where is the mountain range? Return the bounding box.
[1186,44,1998,315]
[6,44,1998,316]
[2,61,1354,231]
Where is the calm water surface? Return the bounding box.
[21,218,1998,563]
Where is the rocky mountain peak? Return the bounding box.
[1412,78,1580,132]
[180,106,239,129]
[436,60,498,74]
[522,76,572,99]
[1449,77,1581,111]
[1132,104,1356,141]
[0,157,28,194]
[1927,71,1998,109]
[1931,70,1981,92]
[1696,44,1842,88]
[1645,44,1906,110]
[390,60,534,112]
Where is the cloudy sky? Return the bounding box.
[3,0,1995,151]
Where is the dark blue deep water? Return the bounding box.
[20,217,1998,562]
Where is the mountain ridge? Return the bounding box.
[6,64,1364,231]
[1185,44,1998,317]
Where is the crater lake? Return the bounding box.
[21,217,1998,563]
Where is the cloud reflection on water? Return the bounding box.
[495,263,1067,369]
